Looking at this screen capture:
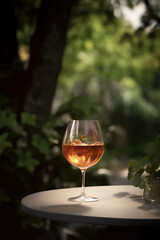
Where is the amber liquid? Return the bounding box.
[62,143,104,170]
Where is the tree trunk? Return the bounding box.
[0,1,18,73]
[24,0,74,125]
[0,1,21,111]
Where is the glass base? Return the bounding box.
[68,194,98,202]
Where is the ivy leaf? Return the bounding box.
[131,169,144,188]
[21,112,36,127]
[128,166,134,180]
[17,150,39,173]
[128,157,148,188]
[0,133,12,154]
[128,159,137,168]
[144,135,160,169]
[133,156,149,172]
[128,156,149,179]
[31,134,50,154]
[0,111,20,132]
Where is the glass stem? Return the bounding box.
[81,169,86,197]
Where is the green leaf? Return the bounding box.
[133,156,149,172]
[0,110,21,133]
[0,133,12,154]
[131,170,144,188]
[128,159,137,168]
[144,136,160,168]
[31,134,50,154]
[0,111,17,129]
[128,157,148,188]
[128,166,134,180]
[21,112,36,127]
[17,150,39,173]
[128,156,149,179]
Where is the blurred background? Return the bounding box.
[0,0,160,239]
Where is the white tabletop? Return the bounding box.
[21,185,160,226]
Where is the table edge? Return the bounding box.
[21,185,160,226]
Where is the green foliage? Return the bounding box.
[128,134,160,188]
[0,110,21,132]
[17,150,39,173]
[54,0,160,163]
[0,96,108,239]
[59,7,160,89]
[31,134,51,154]
[0,133,12,154]
[0,99,59,238]
[21,112,36,127]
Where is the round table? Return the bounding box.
[21,185,160,226]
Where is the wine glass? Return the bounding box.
[62,120,104,202]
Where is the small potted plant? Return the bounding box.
[128,134,160,204]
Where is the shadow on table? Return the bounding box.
[40,195,160,240]
[113,191,160,216]
[40,203,91,215]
